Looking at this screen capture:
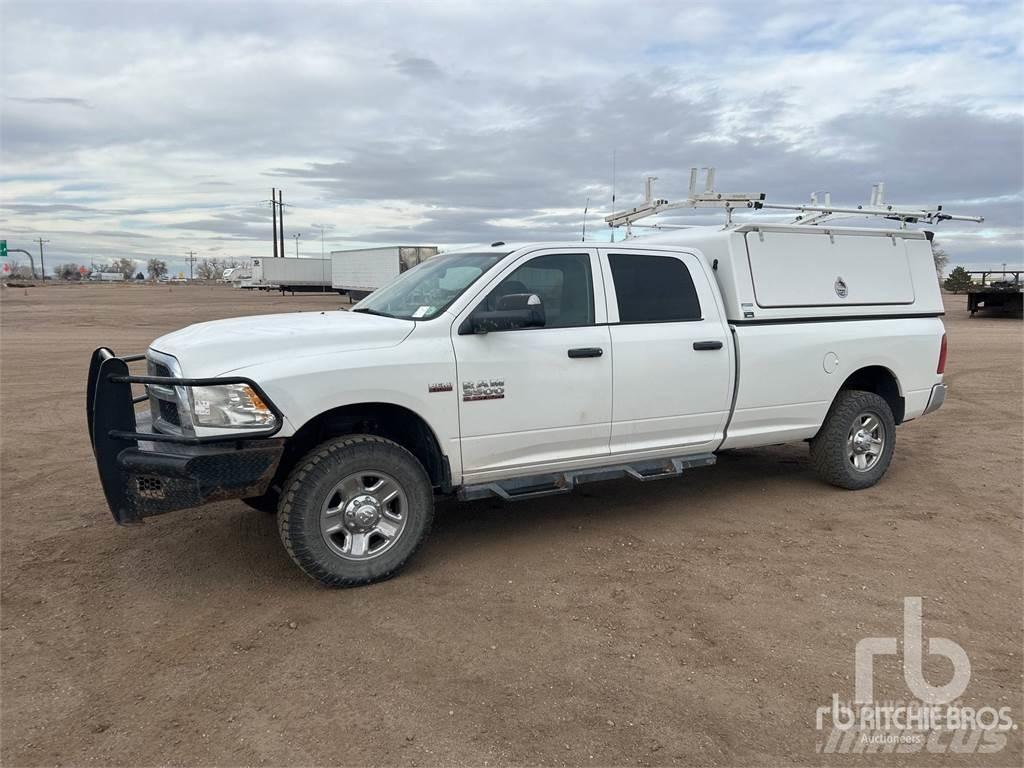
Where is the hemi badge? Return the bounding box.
[428,382,453,393]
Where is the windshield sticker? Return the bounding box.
[412,306,433,318]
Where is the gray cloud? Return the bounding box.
[0,202,151,217]
[6,96,92,108]
[0,0,1020,272]
[393,55,444,80]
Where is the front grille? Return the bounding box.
[157,397,181,426]
[146,354,182,432]
[148,360,172,378]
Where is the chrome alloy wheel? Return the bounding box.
[319,472,408,560]
[847,412,885,472]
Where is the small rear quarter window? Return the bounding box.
[609,253,701,322]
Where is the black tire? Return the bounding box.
[278,435,433,586]
[810,390,896,490]
[242,491,279,514]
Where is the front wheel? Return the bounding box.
[278,435,434,586]
[810,390,896,490]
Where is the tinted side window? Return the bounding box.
[484,253,594,328]
[608,253,701,323]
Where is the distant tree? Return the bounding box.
[944,266,973,294]
[56,263,82,280]
[135,271,146,281]
[196,258,222,281]
[931,241,949,277]
[111,257,136,279]
[4,257,34,279]
[147,258,168,281]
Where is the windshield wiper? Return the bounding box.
[351,307,398,319]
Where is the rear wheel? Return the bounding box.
[810,390,895,490]
[278,435,433,586]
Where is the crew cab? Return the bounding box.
[88,223,948,586]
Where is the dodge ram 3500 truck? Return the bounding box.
[88,223,948,586]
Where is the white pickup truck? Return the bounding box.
[88,223,948,586]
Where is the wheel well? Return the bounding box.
[274,403,449,492]
[839,366,905,424]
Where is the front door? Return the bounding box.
[452,249,612,479]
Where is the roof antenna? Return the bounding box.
[581,196,590,242]
[610,149,617,243]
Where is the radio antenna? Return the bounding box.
[581,197,590,241]
[610,149,617,243]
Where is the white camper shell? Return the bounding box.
[640,223,942,323]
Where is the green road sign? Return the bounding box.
[0,240,6,258]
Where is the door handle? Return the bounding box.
[693,340,723,351]
[568,347,604,358]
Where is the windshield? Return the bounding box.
[352,252,507,320]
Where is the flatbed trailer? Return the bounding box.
[967,270,1023,316]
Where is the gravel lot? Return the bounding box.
[1,284,1021,766]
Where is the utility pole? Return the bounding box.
[267,189,290,257]
[278,189,285,258]
[271,187,278,259]
[293,233,302,258]
[186,250,197,281]
[35,237,50,279]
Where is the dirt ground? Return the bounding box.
[1,284,1021,767]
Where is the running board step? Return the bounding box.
[458,453,717,502]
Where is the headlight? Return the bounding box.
[187,384,277,429]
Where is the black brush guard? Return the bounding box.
[88,347,286,524]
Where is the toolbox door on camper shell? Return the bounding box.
[744,228,916,308]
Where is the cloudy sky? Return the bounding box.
[1,0,1021,276]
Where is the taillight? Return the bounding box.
[937,333,948,374]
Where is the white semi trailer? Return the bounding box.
[247,257,333,293]
[331,246,438,300]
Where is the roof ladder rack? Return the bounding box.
[604,168,765,231]
[759,182,985,228]
[604,168,985,231]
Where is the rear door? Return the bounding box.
[599,248,733,455]
[452,249,612,478]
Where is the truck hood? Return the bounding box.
[149,310,414,377]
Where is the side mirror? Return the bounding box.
[459,293,546,335]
